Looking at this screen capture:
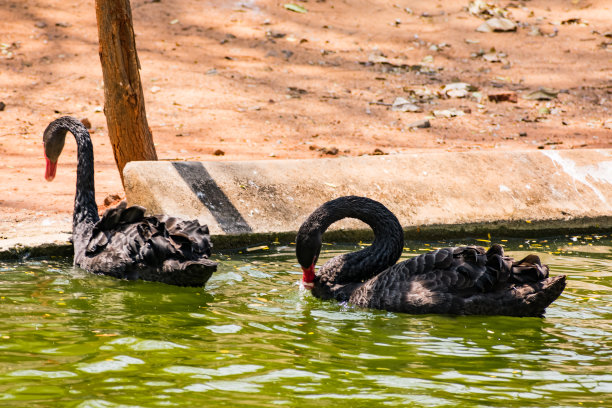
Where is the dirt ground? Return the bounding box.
[0,0,611,239]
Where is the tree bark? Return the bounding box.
[95,0,157,186]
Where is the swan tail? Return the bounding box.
[462,274,567,317]
[509,254,550,283]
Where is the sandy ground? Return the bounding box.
[0,0,610,239]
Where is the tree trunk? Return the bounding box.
[95,0,157,186]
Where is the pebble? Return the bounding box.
[80,118,92,129]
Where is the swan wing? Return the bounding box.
[83,204,216,286]
[350,246,563,316]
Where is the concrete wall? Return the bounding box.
[123,150,612,244]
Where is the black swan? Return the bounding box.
[43,116,217,286]
[296,196,566,317]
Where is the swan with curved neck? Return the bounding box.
[296,196,566,316]
[43,116,217,286]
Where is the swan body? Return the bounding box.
[296,196,566,317]
[43,116,217,286]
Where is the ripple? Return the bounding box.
[249,368,329,382]
[8,369,77,378]
[78,355,145,374]
[165,364,263,378]
[128,340,189,351]
[338,352,396,360]
[76,399,144,408]
[185,380,261,392]
[206,324,242,334]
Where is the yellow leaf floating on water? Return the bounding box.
[246,245,269,252]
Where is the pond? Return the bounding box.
[0,235,610,407]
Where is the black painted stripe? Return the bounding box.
[172,162,252,233]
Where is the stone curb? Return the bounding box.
[124,149,612,235]
[2,150,611,260]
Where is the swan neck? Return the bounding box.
[303,196,404,284]
[47,117,99,245]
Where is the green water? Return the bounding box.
[0,236,610,408]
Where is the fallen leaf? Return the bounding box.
[287,87,307,98]
[433,109,465,118]
[468,0,508,18]
[320,146,339,155]
[524,87,558,100]
[421,55,434,64]
[392,97,422,112]
[561,18,585,25]
[246,245,269,252]
[404,87,436,102]
[528,26,543,36]
[368,49,388,63]
[476,17,517,32]
[266,30,286,39]
[483,52,504,62]
[407,119,431,128]
[284,3,307,13]
[443,82,477,98]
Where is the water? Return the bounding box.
[0,235,610,407]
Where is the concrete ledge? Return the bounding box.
[2,216,610,261]
[123,150,612,240]
[0,233,73,260]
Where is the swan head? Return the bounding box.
[43,124,67,181]
[296,230,322,289]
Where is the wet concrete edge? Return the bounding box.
[2,216,610,261]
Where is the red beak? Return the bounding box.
[45,156,57,181]
[302,263,316,290]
